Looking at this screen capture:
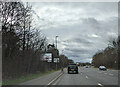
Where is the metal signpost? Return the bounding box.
[54,58,59,70]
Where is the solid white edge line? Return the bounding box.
[52,76,62,85]
[47,72,63,85]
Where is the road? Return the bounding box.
[55,67,118,86]
[19,67,119,86]
[20,70,62,85]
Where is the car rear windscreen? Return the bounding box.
[68,65,77,68]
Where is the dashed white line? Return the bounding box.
[85,76,88,79]
[109,73,113,76]
[81,72,82,75]
[104,73,107,75]
[97,83,103,86]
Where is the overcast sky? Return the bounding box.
[30,2,118,63]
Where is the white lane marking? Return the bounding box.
[104,73,107,75]
[97,83,103,86]
[109,73,113,76]
[81,72,82,75]
[85,76,88,79]
[52,76,61,85]
[47,72,63,85]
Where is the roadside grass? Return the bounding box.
[107,68,119,70]
[91,66,98,68]
[0,81,2,85]
[3,69,59,85]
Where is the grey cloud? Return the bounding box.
[65,48,94,54]
[70,37,93,45]
[82,18,99,25]
[31,2,118,62]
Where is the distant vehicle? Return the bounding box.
[76,62,80,66]
[85,65,89,68]
[68,63,78,74]
[99,66,107,70]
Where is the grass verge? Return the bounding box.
[3,69,59,85]
[0,81,2,85]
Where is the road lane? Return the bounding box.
[81,67,118,85]
[56,67,118,85]
[57,71,98,85]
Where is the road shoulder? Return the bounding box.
[20,69,63,85]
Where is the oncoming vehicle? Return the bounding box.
[99,66,107,70]
[68,63,78,74]
[85,65,89,68]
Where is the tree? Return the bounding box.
[1,1,48,80]
[92,36,119,69]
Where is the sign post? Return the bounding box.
[54,58,59,70]
[43,53,52,70]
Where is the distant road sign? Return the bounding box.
[54,58,59,63]
[43,53,52,62]
[48,59,52,62]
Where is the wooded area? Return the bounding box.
[92,36,120,69]
[1,2,70,81]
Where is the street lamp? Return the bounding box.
[55,36,58,70]
[62,50,64,55]
[55,36,58,49]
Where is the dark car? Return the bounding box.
[68,64,78,74]
[99,66,107,70]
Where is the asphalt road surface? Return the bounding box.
[55,67,118,86]
[20,70,62,85]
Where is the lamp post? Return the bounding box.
[55,36,58,70]
[55,36,58,49]
[62,50,64,55]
